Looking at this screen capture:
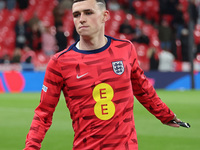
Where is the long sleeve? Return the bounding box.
[24,56,64,150]
[130,45,174,124]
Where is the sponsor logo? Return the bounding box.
[92,83,115,120]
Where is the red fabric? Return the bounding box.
[24,36,174,150]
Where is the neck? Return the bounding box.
[79,35,107,50]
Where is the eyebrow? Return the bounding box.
[73,9,94,15]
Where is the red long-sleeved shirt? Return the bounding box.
[24,36,174,150]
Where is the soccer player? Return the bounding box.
[24,0,182,149]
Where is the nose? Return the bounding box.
[79,13,86,24]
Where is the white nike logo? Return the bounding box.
[76,72,88,79]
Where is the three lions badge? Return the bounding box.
[112,61,124,75]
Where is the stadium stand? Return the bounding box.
[0,0,200,71]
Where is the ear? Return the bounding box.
[102,10,110,23]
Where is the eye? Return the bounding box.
[85,11,93,15]
[73,13,80,18]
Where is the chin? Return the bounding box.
[80,33,91,38]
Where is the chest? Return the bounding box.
[59,50,134,116]
[61,53,131,90]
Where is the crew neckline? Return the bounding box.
[72,36,111,54]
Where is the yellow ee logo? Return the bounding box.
[92,83,115,120]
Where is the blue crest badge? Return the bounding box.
[112,61,124,75]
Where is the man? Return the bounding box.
[24,0,182,149]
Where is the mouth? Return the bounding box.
[79,26,88,29]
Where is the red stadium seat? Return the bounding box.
[134,43,149,71]
[196,53,200,62]
[179,0,188,13]
[36,0,56,26]
[105,10,126,36]
[194,30,200,44]
[62,9,74,37]
[143,0,159,23]
[0,9,10,28]
[132,1,144,16]
[142,24,154,37]
[21,0,39,21]
[126,13,136,28]
[33,51,50,67]
[194,24,200,44]
[134,19,144,28]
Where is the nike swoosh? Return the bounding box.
[76,72,88,79]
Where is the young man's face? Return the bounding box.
[72,0,107,38]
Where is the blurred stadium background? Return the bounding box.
[0,0,200,149]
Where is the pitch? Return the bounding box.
[0,90,199,150]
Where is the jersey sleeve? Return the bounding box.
[24,55,64,150]
[130,44,175,124]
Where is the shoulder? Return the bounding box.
[107,35,136,52]
[107,35,134,50]
[107,35,132,44]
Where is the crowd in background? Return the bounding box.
[0,0,200,72]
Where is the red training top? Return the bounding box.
[24,35,174,150]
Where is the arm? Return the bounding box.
[24,56,64,149]
[130,44,179,126]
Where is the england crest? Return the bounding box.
[112,61,124,75]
